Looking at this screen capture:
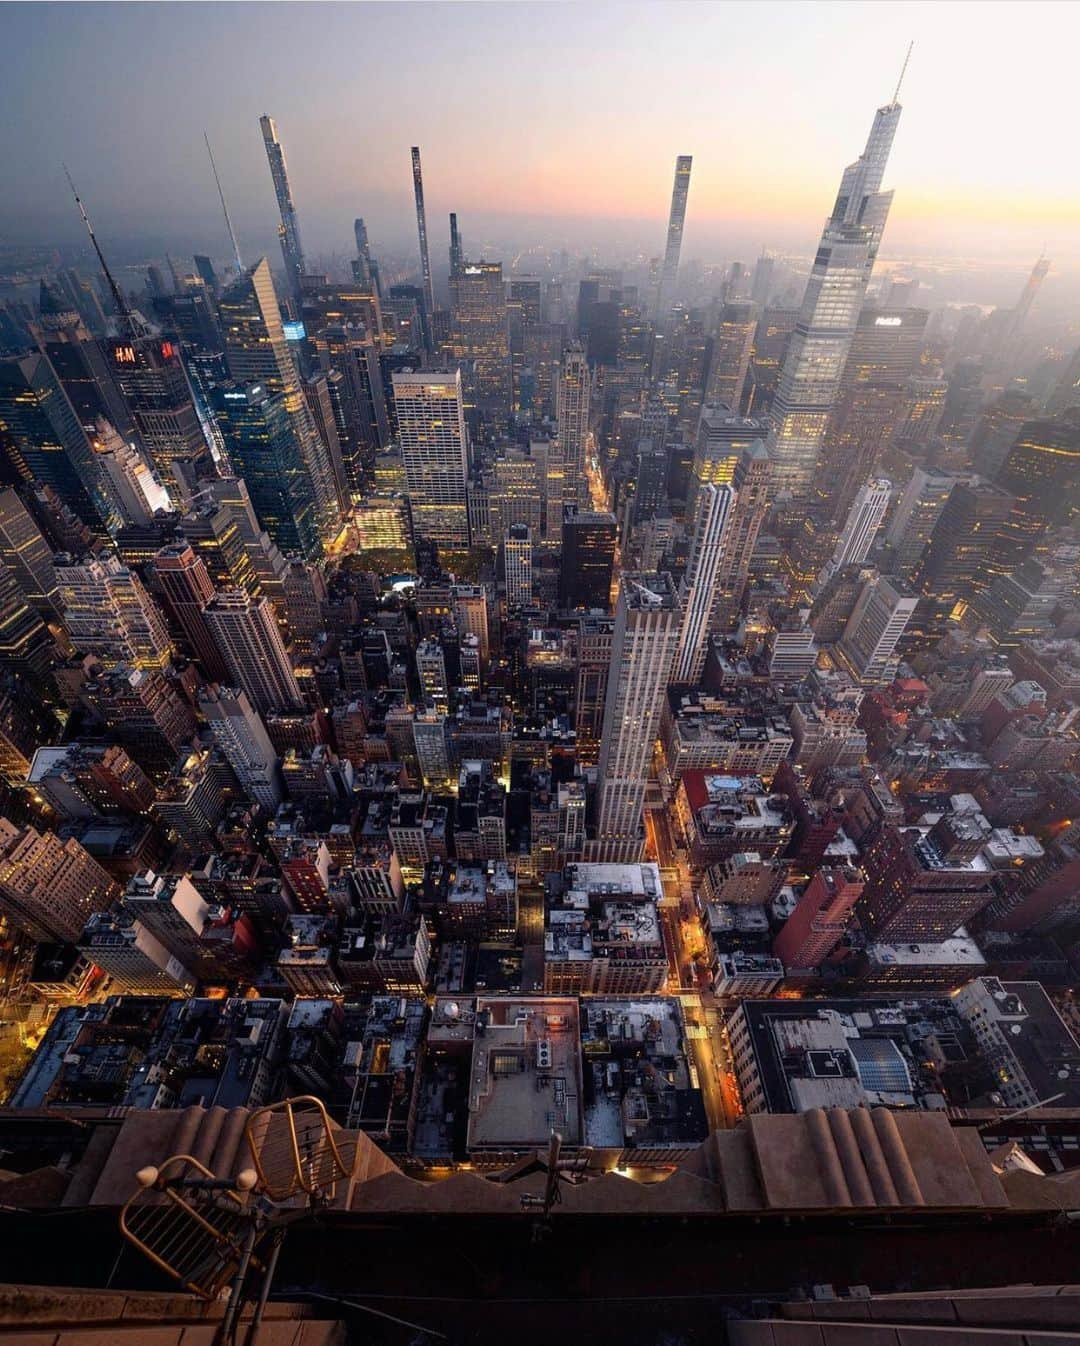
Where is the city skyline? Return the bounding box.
[2,2,1079,275]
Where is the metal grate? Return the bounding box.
[244,1095,356,1202]
[119,1154,256,1301]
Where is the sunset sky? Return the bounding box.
[3,1,1079,267]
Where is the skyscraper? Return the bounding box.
[198,684,282,809]
[104,335,210,502]
[654,155,692,321]
[212,383,319,559]
[392,370,470,549]
[152,542,230,682]
[773,866,864,969]
[818,305,928,522]
[448,261,511,427]
[555,342,591,511]
[688,406,764,513]
[353,218,374,289]
[708,440,772,633]
[884,466,958,579]
[592,573,682,862]
[449,212,463,279]
[913,478,1014,629]
[673,483,735,683]
[0,489,59,615]
[0,819,119,945]
[503,523,532,610]
[218,258,340,548]
[576,615,614,766]
[706,302,756,412]
[56,551,173,671]
[836,574,917,684]
[411,146,436,324]
[994,412,1080,568]
[767,95,902,499]
[0,353,109,527]
[1000,254,1050,350]
[820,476,891,582]
[91,420,171,528]
[203,590,302,713]
[260,114,305,306]
[560,509,616,612]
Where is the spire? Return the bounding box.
[891,40,914,107]
[63,164,133,334]
[205,132,244,276]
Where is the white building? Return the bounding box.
[821,476,892,582]
[837,575,917,684]
[673,483,734,683]
[592,573,682,862]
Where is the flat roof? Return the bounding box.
[467,997,582,1150]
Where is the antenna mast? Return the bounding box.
[63,164,132,330]
[892,40,914,105]
[205,133,244,275]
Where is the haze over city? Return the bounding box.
[3,0,1080,282]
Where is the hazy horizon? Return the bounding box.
[3,1,1079,290]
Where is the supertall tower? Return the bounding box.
[592,573,682,862]
[654,155,692,321]
[767,85,903,501]
[673,483,735,683]
[449,213,463,279]
[259,115,305,306]
[411,147,436,324]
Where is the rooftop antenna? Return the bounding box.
[205,132,244,276]
[891,40,914,106]
[63,163,132,331]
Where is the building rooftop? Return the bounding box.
[467,997,583,1151]
[865,928,987,968]
[578,998,708,1152]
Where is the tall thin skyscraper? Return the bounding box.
[259,114,305,306]
[411,146,436,323]
[673,483,735,683]
[708,440,772,633]
[592,573,682,862]
[767,93,902,500]
[555,342,591,510]
[392,370,470,548]
[449,213,463,278]
[203,590,302,713]
[654,155,692,321]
